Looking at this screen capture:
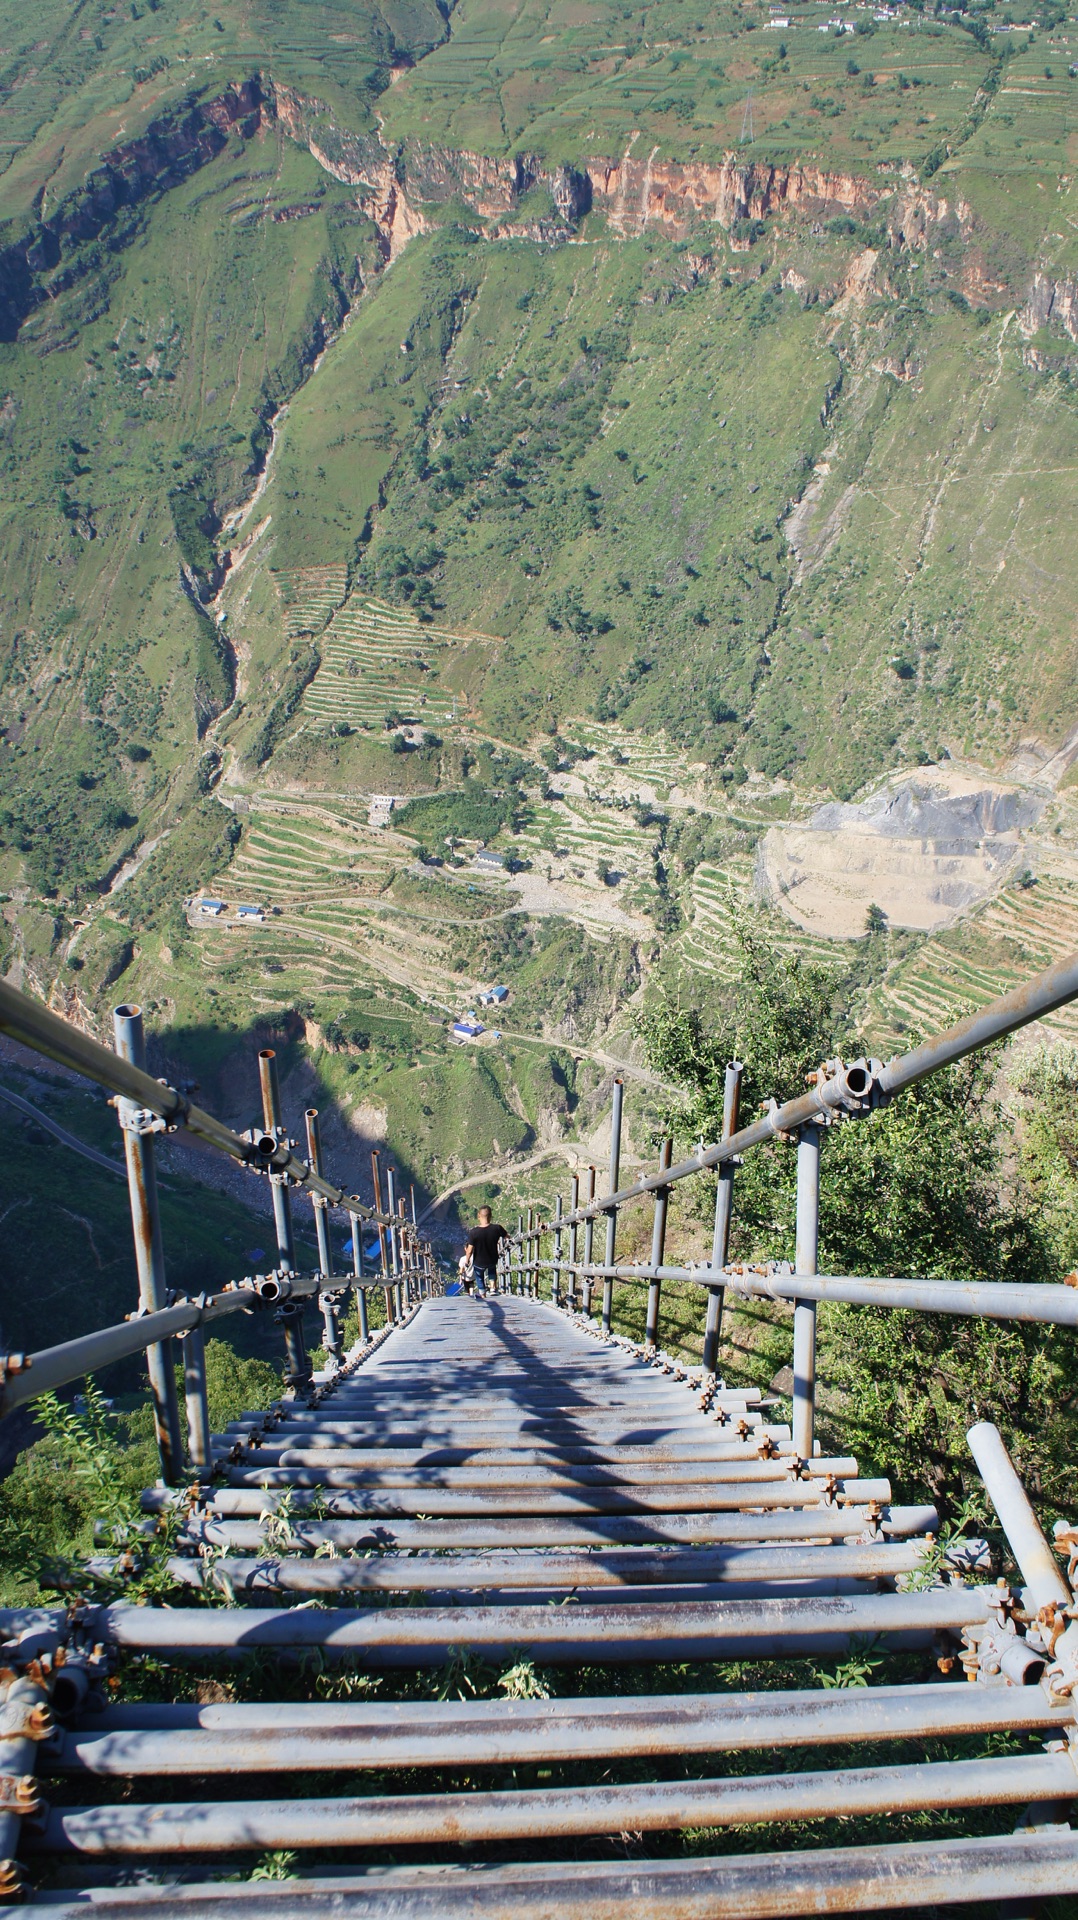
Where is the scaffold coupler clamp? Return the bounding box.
[113,1093,169,1136]
[962,1585,1050,1687]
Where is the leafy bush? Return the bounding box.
[395,786,525,846]
[0,1345,281,1603]
[637,918,1078,1513]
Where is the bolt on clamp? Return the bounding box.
[0,1775,42,1819]
[114,1095,169,1136]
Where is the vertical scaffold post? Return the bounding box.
[552,1194,563,1305]
[567,1174,580,1311]
[792,1120,823,1458]
[582,1167,596,1317]
[645,1139,673,1350]
[112,1005,184,1485]
[182,1323,212,1476]
[514,1215,523,1294]
[409,1186,421,1299]
[386,1166,403,1321]
[305,1109,341,1372]
[397,1198,409,1308]
[703,1061,743,1377]
[601,1079,624,1334]
[349,1213,369,1343]
[371,1151,394,1324]
[259,1048,309,1393]
[526,1208,535,1296]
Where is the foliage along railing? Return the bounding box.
[0,983,441,1483]
[503,951,1078,1459]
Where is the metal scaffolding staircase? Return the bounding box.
[2,966,1078,1911]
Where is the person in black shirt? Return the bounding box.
[463,1208,508,1296]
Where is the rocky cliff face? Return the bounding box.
[0,68,1048,347]
[1020,270,1078,345]
[0,81,264,341]
[586,152,878,239]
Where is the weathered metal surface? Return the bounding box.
[539,1261,1078,1324]
[214,1474,891,1510]
[7,955,1078,1914]
[159,1500,940,1544]
[113,1006,184,1483]
[0,1296,241,1417]
[969,1420,1071,1611]
[148,1538,987,1591]
[0,978,416,1232]
[44,1585,993,1665]
[33,1748,1078,1855]
[17,1831,1078,1916]
[56,1680,1073,1774]
[225,1453,860,1483]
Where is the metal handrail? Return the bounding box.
[0,980,392,1227]
[501,950,1078,1448]
[546,951,1078,1230]
[0,980,442,1475]
[518,1260,1078,1325]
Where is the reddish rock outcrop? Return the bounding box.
[586,153,879,238]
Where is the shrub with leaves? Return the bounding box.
[637,917,1078,1518]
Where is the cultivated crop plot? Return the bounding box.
[302,596,466,732]
[274,565,350,639]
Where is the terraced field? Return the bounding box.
[514,796,655,889]
[202,795,505,1010]
[273,565,350,639]
[301,596,482,732]
[680,855,848,984]
[564,721,700,798]
[873,865,1078,1045]
[221,801,396,906]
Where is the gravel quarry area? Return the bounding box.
[758,766,1052,937]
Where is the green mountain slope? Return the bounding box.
[0,0,1077,1232]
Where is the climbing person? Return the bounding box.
[464,1206,508,1297]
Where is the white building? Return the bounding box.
[369,795,397,828]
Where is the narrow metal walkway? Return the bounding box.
[13,1294,1078,1914]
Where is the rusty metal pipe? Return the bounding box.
[16,1831,1078,1916]
[541,1262,1078,1325]
[703,1063,742,1375]
[581,1169,596,1317]
[566,1175,579,1310]
[305,1109,340,1368]
[544,952,1078,1230]
[48,1677,1071,1778]
[792,1122,822,1458]
[967,1421,1071,1610]
[220,1454,863,1488]
[0,1291,251,1419]
[181,1324,211,1476]
[157,1534,990,1595]
[29,1586,994,1661]
[551,1194,563,1306]
[0,979,391,1219]
[32,1748,1078,1857]
[601,1079,623,1333]
[645,1140,672,1350]
[259,1048,309,1390]
[112,1006,184,1484]
[349,1214,369,1344]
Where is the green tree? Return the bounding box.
[636,919,1076,1514]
